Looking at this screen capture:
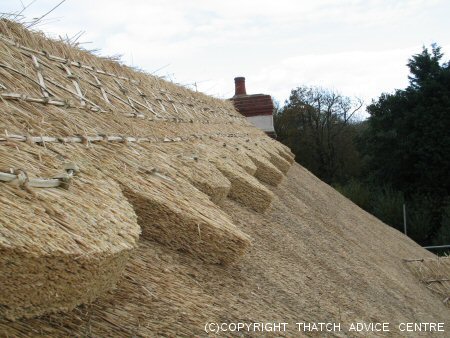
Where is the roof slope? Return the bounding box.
[0,19,292,320]
[2,164,449,336]
[0,20,449,336]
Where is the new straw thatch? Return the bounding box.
[0,19,290,320]
[2,19,450,337]
[0,142,141,320]
[213,158,275,212]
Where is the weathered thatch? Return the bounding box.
[0,19,291,320]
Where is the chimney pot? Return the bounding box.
[234,77,247,96]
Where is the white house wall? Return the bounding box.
[246,115,275,133]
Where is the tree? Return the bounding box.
[275,86,363,184]
[361,44,450,243]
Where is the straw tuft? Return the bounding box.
[405,257,450,306]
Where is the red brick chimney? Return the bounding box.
[234,77,247,96]
[230,77,276,138]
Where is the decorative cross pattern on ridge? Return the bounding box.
[0,34,244,125]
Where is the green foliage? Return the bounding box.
[359,44,450,246]
[362,44,450,201]
[335,180,445,246]
[405,196,435,244]
[371,186,405,232]
[334,179,371,210]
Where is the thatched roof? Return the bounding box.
[0,19,295,320]
[0,20,449,336]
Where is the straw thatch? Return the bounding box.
[262,149,291,174]
[266,139,295,164]
[245,152,284,186]
[145,142,232,204]
[2,164,450,337]
[0,142,141,320]
[0,19,292,320]
[405,257,450,306]
[3,19,448,338]
[177,158,232,204]
[213,158,275,212]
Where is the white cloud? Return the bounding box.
[254,48,416,102]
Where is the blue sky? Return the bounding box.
[2,0,450,114]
